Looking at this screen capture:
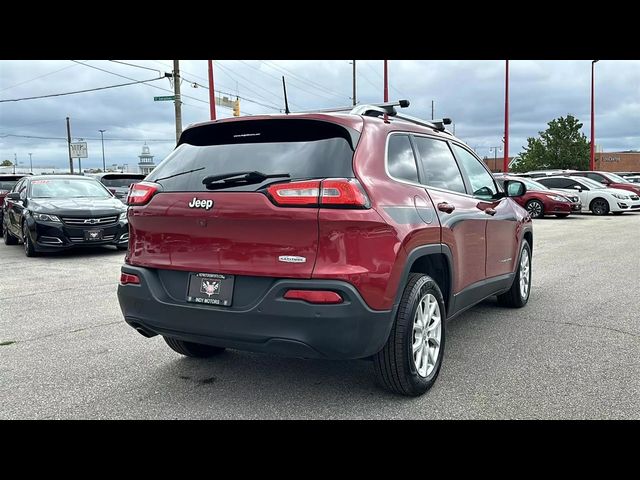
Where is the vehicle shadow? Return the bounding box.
[41,246,124,259]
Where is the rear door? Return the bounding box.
[411,134,487,293]
[128,118,359,278]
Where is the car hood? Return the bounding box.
[30,197,126,216]
[603,187,638,197]
[544,189,577,199]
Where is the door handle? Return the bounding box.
[484,207,497,216]
[437,202,455,214]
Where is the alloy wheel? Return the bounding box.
[519,248,531,299]
[412,293,442,378]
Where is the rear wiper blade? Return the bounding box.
[154,167,205,182]
[202,171,290,187]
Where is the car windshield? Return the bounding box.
[604,172,631,183]
[572,177,605,189]
[30,179,112,198]
[0,180,19,190]
[101,176,144,188]
[520,178,549,191]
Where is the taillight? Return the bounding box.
[126,181,160,206]
[267,180,321,206]
[267,178,369,208]
[120,272,140,285]
[320,179,369,207]
[283,289,343,304]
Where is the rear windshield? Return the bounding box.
[146,119,359,192]
[101,176,145,188]
[0,179,20,190]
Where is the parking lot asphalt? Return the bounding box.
[1,212,639,419]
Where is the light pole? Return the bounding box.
[489,146,502,172]
[28,153,33,173]
[504,59,509,173]
[99,130,107,172]
[13,153,17,174]
[590,60,599,171]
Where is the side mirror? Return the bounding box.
[504,180,527,197]
[6,192,20,201]
[572,185,583,192]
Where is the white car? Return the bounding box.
[536,176,640,215]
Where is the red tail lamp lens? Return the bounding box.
[320,179,369,207]
[126,182,160,206]
[283,289,343,304]
[120,272,140,285]
[267,180,321,206]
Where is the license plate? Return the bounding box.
[84,229,103,241]
[186,273,234,307]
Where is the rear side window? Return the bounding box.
[147,119,359,192]
[412,137,466,194]
[539,178,570,189]
[387,135,419,183]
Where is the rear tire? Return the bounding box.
[374,273,446,397]
[163,336,225,358]
[3,224,18,245]
[497,241,531,308]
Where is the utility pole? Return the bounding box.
[504,59,510,173]
[490,146,502,172]
[99,130,106,172]
[352,60,357,106]
[66,117,74,174]
[13,153,17,174]
[590,60,599,171]
[173,60,182,144]
[28,153,33,173]
[431,100,434,120]
[208,60,216,120]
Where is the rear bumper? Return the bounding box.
[117,265,394,360]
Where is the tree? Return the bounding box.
[512,115,590,173]
[1,160,13,166]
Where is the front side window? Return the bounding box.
[412,137,466,194]
[387,134,419,183]
[451,144,497,199]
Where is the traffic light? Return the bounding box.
[233,99,240,117]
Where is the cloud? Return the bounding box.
[1,59,638,171]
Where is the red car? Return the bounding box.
[117,101,533,396]
[571,171,640,196]
[0,174,29,234]
[495,175,581,218]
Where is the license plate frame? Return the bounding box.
[84,229,103,241]
[186,272,234,307]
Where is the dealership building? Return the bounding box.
[594,151,640,172]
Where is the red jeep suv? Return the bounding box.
[118,101,533,396]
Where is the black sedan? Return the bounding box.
[2,175,129,256]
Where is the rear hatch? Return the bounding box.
[126,118,361,278]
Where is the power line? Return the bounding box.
[260,61,347,100]
[0,63,79,92]
[0,133,173,142]
[109,60,164,75]
[0,77,164,103]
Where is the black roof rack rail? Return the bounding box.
[296,99,410,114]
[296,99,453,133]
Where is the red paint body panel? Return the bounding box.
[128,192,319,277]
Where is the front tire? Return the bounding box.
[526,199,544,219]
[3,223,18,245]
[590,198,610,216]
[163,336,225,358]
[497,241,531,308]
[374,273,446,396]
[22,222,37,257]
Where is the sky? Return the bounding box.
[1,60,639,172]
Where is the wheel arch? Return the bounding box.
[393,244,454,318]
